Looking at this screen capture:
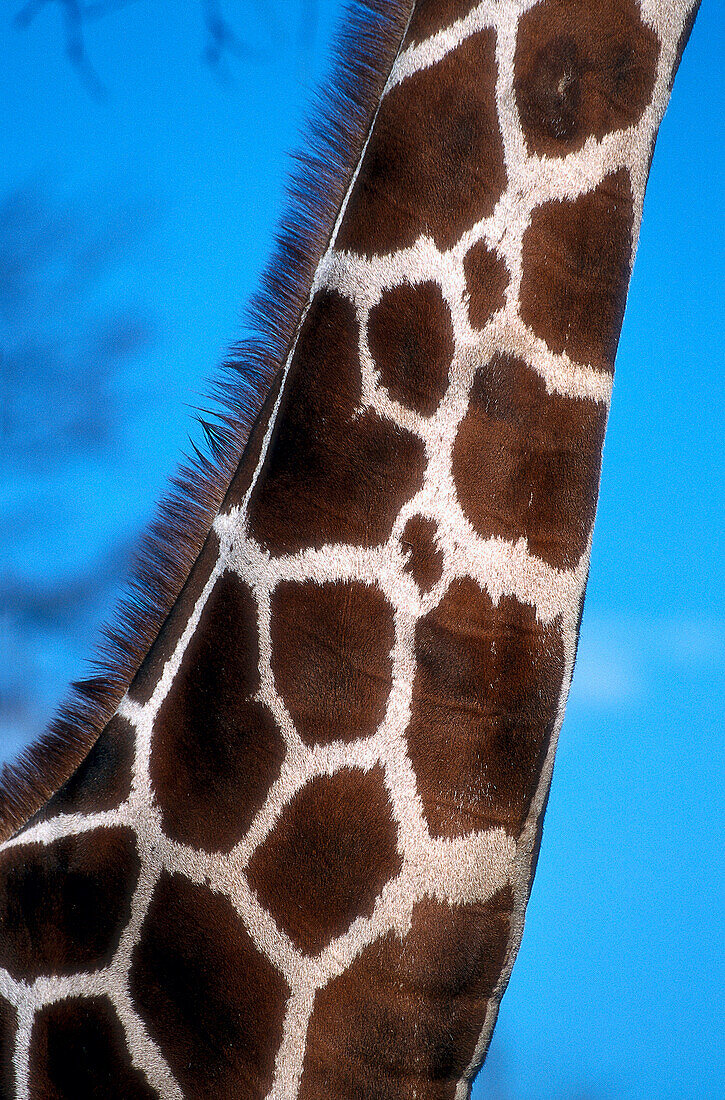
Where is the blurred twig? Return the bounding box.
[0,183,154,461]
[13,1,320,94]
[0,182,155,738]
[15,0,250,94]
[14,0,142,98]
[200,0,245,73]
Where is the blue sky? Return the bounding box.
[1,3,723,1097]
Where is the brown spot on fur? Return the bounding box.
[407,580,564,838]
[42,715,134,819]
[0,997,17,1100]
[464,241,509,329]
[247,767,401,955]
[401,516,444,592]
[151,571,284,852]
[0,828,138,982]
[129,529,220,707]
[368,281,453,415]
[403,0,479,48]
[131,872,287,1099]
[514,0,659,157]
[299,887,513,1100]
[249,291,425,554]
[520,171,634,372]
[271,581,394,746]
[29,997,156,1100]
[452,353,607,569]
[337,30,505,255]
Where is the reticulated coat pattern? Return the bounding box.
[0,1,700,1097]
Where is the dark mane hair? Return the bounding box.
[0,0,415,841]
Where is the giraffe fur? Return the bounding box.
[0,0,414,841]
[0,1,701,1097]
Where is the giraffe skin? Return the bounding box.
[0,1,700,1097]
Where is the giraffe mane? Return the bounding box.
[0,0,416,842]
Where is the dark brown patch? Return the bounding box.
[407,579,564,838]
[337,30,505,255]
[129,529,220,707]
[463,241,509,329]
[520,171,634,373]
[0,997,17,1100]
[151,571,284,853]
[0,827,138,982]
[248,290,425,554]
[42,716,134,819]
[452,353,607,569]
[514,0,659,157]
[403,0,479,48]
[270,581,394,746]
[299,887,513,1100]
[247,766,401,955]
[131,872,287,1099]
[29,997,156,1100]
[368,281,453,415]
[401,516,444,592]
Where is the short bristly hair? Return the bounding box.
[0,0,416,841]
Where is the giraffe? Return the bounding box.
[0,0,702,1097]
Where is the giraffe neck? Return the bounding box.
[0,2,700,1099]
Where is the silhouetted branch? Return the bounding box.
[201,0,244,71]
[14,0,320,93]
[0,184,154,460]
[14,0,248,93]
[0,182,155,738]
[14,0,142,97]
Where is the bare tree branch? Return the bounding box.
[13,0,143,97]
[0,182,155,741]
[14,0,248,92]
[201,0,243,70]
[13,0,52,29]
[14,1,320,93]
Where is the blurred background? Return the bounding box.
[1,2,723,1096]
